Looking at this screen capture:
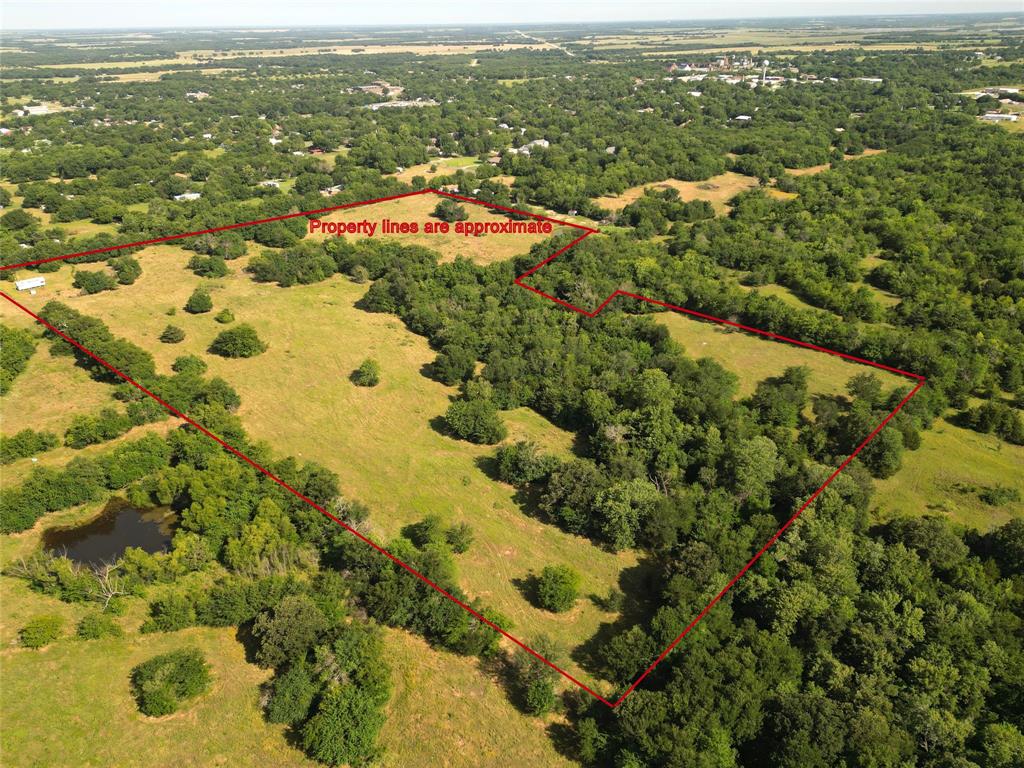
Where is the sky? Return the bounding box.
[1,1,1020,31]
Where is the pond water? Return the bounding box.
[42,499,176,566]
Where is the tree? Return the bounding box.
[432,198,469,223]
[73,270,117,294]
[594,479,661,551]
[184,288,213,314]
[510,635,560,716]
[536,564,581,613]
[351,358,381,387]
[214,308,235,324]
[159,325,185,344]
[209,324,267,358]
[860,426,903,478]
[496,441,558,486]
[252,594,327,669]
[20,614,63,648]
[266,659,318,724]
[131,647,211,716]
[444,398,506,444]
[109,255,142,285]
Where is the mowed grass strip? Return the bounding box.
[9,247,634,690]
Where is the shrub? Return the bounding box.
[20,614,63,648]
[209,324,266,358]
[130,647,211,716]
[77,612,123,639]
[214,308,234,324]
[159,325,185,344]
[981,485,1022,506]
[536,565,581,613]
[184,288,213,314]
[432,198,469,223]
[351,358,381,387]
[140,592,196,633]
[171,354,207,376]
[445,522,475,554]
[64,407,133,448]
[0,428,58,464]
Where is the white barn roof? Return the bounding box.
[15,276,45,291]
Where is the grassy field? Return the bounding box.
[595,172,763,214]
[5,246,634,692]
[873,418,1024,531]
[656,309,906,398]
[390,155,479,184]
[309,192,565,264]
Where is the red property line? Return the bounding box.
[0,189,924,709]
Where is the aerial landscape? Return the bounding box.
[1,2,1023,766]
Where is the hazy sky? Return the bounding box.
[2,1,1020,31]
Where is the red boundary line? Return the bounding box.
[0,189,924,709]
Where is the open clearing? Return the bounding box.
[595,172,763,214]
[4,245,635,692]
[389,155,479,184]
[309,192,564,264]
[873,417,1024,531]
[656,309,906,398]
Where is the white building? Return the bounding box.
[15,276,45,291]
[173,192,201,201]
[981,113,1018,122]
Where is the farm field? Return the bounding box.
[2,246,634,691]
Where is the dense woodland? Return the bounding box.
[1,18,1023,768]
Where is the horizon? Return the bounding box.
[2,2,1021,33]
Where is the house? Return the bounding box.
[981,113,1018,122]
[173,192,201,201]
[258,180,281,188]
[734,115,753,122]
[15,276,45,292]
[185,91,210,100]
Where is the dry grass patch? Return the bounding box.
[389,155,479,184]
[309,192,561,264]
[595,172,762,214]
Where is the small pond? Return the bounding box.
[42,499,177,566]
